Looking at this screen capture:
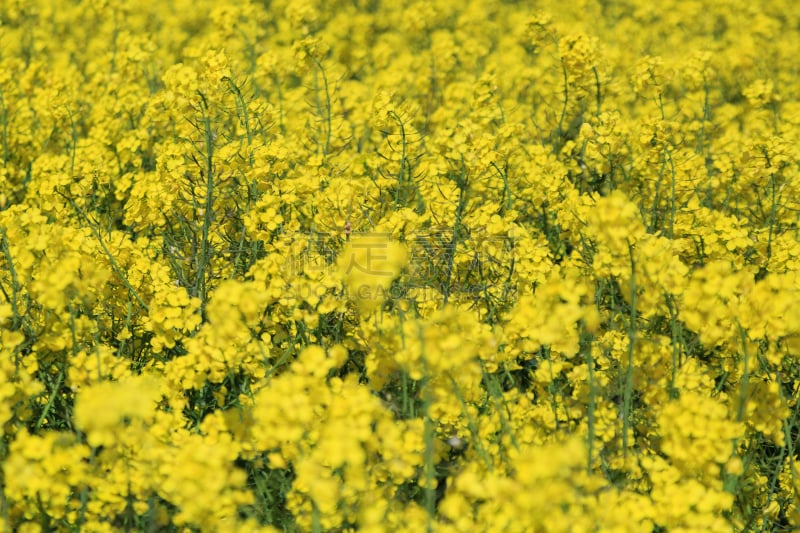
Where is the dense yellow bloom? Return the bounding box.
[4,431,90,525]
[657,391,743,477]
[74,375,163,447]
[338,233,408,313]
[2,0,800,529]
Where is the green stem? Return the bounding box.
[389,110,408,208]
[225,77,253,151]
[622,240,637,457]
[419,326,436,530]
[60,192,149,312]
[443,163,468,305]
[311,57,332,157]
[555,58,569,152]
[450,374,494,470]
[736,323,750,422]
[585,339,596,472]
[0,88,8,167]
[0,227,22,329]
[196,93,216,314]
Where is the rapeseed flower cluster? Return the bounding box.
[2,0,800,531]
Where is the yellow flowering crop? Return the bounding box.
[2,0,800,530]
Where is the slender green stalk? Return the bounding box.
[666,294,680,398]
[60,192,149,312]
[195,92,216,313]
[35,303,78,431]
[585,339,596,472]
[449,375,494,470]
[758,373,791,533]
[592,66,602,116]
[667,148,676,239]
[225,76,253,150]
[0,88,8,167]
[311,502,322,533]
[765,171,778,263]
[555,58,569,152]
[34,369,64,431]
[491,161,512,213]
[389,110,408,209]
[419,333,437,533]
[736,323,750,423]
[0,227,22,329]
[622,240,637,457]
[544,348,562,431]
[311,57,332,157]
[443,164,468,305]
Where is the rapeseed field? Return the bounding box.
[1,1,800,531]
